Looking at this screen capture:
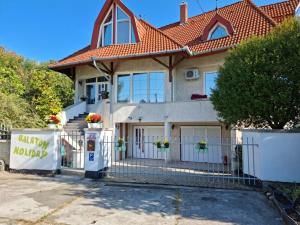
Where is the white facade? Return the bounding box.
[63,53,230,162]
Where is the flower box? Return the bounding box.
[115,138,126,152]
[195,140,208,152]
[88,123,102,129]
[47,115,61,129]
[86,113,102,129]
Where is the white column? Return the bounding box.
[74,79,79,104]
[164,121,171,138]
[164,121,172,163]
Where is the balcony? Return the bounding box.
[112,100,218,123]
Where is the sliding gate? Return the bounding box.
[100,136,260,189]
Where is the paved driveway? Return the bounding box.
[0,172,283,225]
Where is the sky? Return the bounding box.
[0,0,286,62]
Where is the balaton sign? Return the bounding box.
[13,135,49,159]
[10,130,60,171]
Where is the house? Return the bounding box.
[50,0,300,163]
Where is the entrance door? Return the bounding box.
[133,126,164,159]
[181,126,222,163]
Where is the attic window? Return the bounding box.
[116,7,136,44]
[296,4,300,16]
[208,24,228,40]
[99,9,113,47]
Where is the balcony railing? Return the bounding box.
[112,100,218,123]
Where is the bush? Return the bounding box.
[211,18,300,129]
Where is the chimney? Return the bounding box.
[180,1,188,24]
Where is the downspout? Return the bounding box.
[91,57,113,127]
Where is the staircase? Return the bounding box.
[63,113,89,135]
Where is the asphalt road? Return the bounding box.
[0,172,283,225]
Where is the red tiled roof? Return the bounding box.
[50,0,298,69]
[161,0,278,53]
[50,19,185,68]
[260,0,299,23]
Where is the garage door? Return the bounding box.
[181,126,222,163]
[133,126,165,159]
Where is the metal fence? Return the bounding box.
[0,124,10,140]
[98,136,260,189]
[59,130,85,169]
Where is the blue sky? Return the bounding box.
[0,0,285,62]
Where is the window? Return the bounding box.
[86,76,110,104]
[98,83,109,101]
[86,84,96,104]
[296,4,300,16]
[117,72,165,103]
[117,74,131,102]
[133,73,148,103]
[149,72,165,103]
[99,9,113,47]
[116,7,135,44]
[209,25,228,40]
[204,72,219,97]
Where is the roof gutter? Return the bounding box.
[50,47,192,69]
[91,57,111,81]
[192,45,236,56]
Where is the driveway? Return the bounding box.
[0,172,283,225]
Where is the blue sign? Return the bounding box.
[89,153,94,162]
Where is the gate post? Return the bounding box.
[84,129,111,179]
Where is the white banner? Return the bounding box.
[10,130,60,171]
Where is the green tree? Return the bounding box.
[0,93,45,128]
[0,48,74,127]
[0,48,25,96]
[211,18,300,129]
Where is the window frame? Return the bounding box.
[207,23,229,40]
[98,7,114,47]
[204,71,219,98]
[84,76,110,104]
[116,71,167,104]
[116,6,134,44]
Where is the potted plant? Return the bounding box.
[85,113,102,128]
[47,115,61,129]
[115,138,126,152]
[101,91,109,100]
[154,140,162,149]
[195,140,208,152]
[154,139,170,152]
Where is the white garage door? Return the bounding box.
[181,126,222,163]
[133,126,165,159]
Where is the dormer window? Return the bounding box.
[117,7,135,44]
[100,9,113,47]
[208,24,228,40]
[97,5,137,47]
[202,14,234,42]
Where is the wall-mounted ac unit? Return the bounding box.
[185,69,200,80]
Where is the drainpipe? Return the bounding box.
[91,58,113,127]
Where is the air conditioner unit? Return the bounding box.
[185,69,200,80]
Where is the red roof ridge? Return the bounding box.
[243,0,277,26]
[260,0,289,8]
[160,1,244,31]
[139,19,185,48]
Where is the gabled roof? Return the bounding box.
[51,19,187,68]
[50,0,299,69]
[260,0,299,22]
[160,0,278,54]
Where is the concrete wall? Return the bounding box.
[175,52,226,101]
[242,130,300,183]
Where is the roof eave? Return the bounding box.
[49,47,192,70]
